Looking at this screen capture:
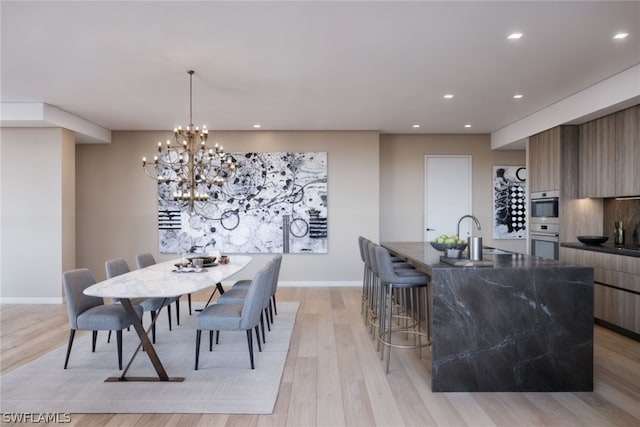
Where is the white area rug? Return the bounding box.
[0,302,299,414]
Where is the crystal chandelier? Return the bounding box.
[142,70,236,214]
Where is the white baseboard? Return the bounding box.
[0,297,63,304]
[277,281,361,287]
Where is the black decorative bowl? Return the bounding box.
[430,242,468,253]
[577,236,608,245]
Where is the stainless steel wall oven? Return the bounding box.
[530,190,559,260]
[530,190,559,221]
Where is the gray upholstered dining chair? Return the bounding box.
[135,253,182,325]
[228,255,282,322]
[265,255,282,321]
[62,268,143,370]
[216,255,281,343]
[105,257,173,344]
[138,252,196,315]
[195,262,273,370]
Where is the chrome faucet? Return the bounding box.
[457,215,482,237]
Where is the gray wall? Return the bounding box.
[76,131,381,285]
[380,134,527,253]
[0,128,526,302]
[0,128,75,302]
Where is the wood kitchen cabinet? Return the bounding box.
[529,126,561,192]
[527,126,578,192]
[579,104,640,198]
[579,114,617,198]
[615,105,640,196]
[562,247,640,338]
[529,125,586,242]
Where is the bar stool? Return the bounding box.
[374,245,430,373]
[365,241,384,343]
[361,237,396,326]
[365,241,421,344]
[358,236,371,319]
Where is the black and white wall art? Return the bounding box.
[493,166,526,240]
[158,152,328,254]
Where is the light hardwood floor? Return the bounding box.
[2,286,640,426]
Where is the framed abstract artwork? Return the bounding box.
[493,166,527,239]
[157,152,328,254]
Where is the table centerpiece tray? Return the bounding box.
[171,267,208,273]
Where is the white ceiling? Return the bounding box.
[2,1,640,146]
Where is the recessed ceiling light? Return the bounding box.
[513,94,523,99]
[508,33,523,40]
[412,124,421,128]
[613,32,628,40]
[443,94,454,99]
[464,124,472,128]
[253,124,261,128]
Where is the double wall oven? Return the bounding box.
[530,190,559,260]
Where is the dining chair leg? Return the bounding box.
[255,325,262,352]
[269,301,274,324]
[107,330,111,343]
[209,331,214,351]
[260,314,266,344]
[246,329,255,369]
[150,310,157,344]
[167,304,173,331]
[92,330,98,352]
[264,309,271,331]
[195,329,202,370]
[175,299,180,326]
[116,330,123,370]
[272,295,277,315]
[188,294,192,315]
[64,329,76,369]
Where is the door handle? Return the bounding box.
[426,228,435,231]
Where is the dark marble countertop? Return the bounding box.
[561,242,640,258]
[382,241,574,272]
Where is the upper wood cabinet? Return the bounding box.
[579,104,640,198]
[529,126,578,194]
[615,105,640,196]
[529,127,561,192]
[579,114,617,198]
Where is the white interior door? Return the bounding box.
[424,155,472,241]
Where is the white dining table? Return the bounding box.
[84,255,252,382]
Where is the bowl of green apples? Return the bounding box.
[430,234,468,256]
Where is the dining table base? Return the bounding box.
[105,376,184,382]
[195,282,225,312]
[110,298,180,382]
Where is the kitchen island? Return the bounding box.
[382,241,594,392]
